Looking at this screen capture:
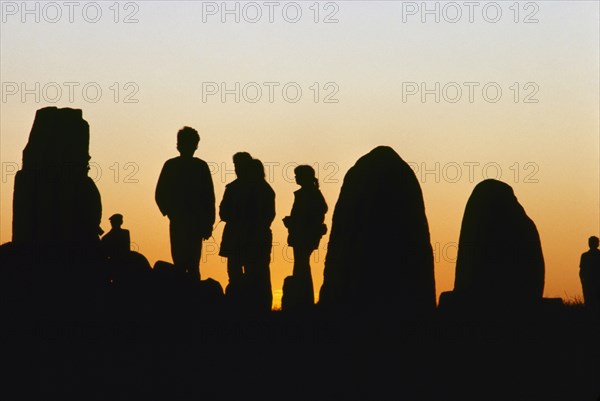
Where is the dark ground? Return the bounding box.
[1,303,598,401]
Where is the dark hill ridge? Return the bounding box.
[319,146,436,317]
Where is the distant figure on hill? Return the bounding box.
[101,213,151,287]
[579,235,600,314]
[282,165,328,310]
[155,127,215,281]
[101,213,130,260]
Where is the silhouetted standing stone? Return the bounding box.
[12,107,102,258]
[7,107,103,319]
[319,146,436,317]
[449,179,545,307]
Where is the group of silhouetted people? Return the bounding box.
[150,126,328,312]
[96,126,599,315]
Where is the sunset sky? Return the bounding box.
[1,1,598,308]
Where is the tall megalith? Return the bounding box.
[451,179,545,304]
[12,107,102,259]
[319,146,436,317]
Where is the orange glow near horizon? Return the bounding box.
[1,1,598,309]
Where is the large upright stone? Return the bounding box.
[452,179,544,305]
[12,107,102,257]
[319,146,436,317]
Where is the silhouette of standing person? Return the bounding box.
[244,158,276,312]
[580,235,600,314]
[101,213,130,261]
[155,127,215,281]
[219,152,253,294]
[283,165,328,308]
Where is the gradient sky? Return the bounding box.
[1,1,599,308]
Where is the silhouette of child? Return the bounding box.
[155,127,216,280]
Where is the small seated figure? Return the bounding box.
[101,213,131,261]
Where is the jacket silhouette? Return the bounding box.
[285,186,328,251]
[219,153,253,260]
[219,155,275,312]
[219,152,253,287]
[282,165,327,309]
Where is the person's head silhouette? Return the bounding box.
[250,158,266,181]
[589,236,599,250]
[177,127,200,158]
[109,213,123,229]
[294,165,319,189]
[233,152,252,179]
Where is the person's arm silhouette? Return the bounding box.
[258,184,276,227]
[155,161,172,218]
[199,159,216,239]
